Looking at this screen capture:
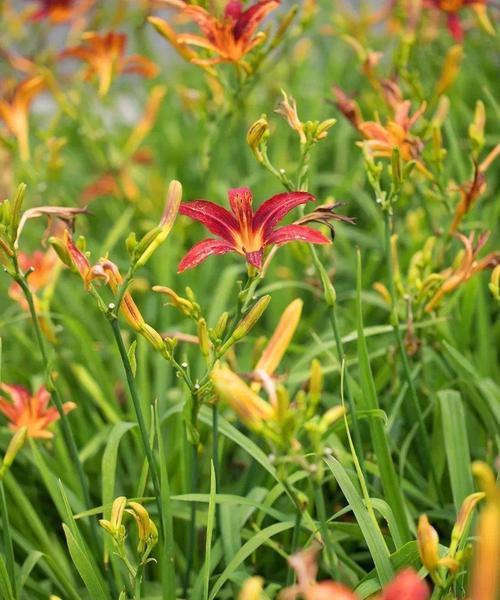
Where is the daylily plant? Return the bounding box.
[149,0,280,70]
[0,383,76,439]
[178,187,330,272]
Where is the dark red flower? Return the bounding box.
[178,187,330,272]
[424,0,491,41]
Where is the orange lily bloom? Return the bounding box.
[0,383,76,439]
[149,0,280,70]
[30,0,94,24]
[333,81,426,165]
[0,75,45,161]
[61,32,158,96]
[425,231,500,312]
[8,248,59,312]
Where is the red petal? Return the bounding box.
[265,224,331,247]
[180,201,238,242]
[0,383,30,410]
[447,13,463,41]
[382,569,430,600]
[178,239,235,272]
[253,192,315,237]
[234,0,280,40]
[228,188,254,233]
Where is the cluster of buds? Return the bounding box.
[99,496,158,577]
[211,299,345,473]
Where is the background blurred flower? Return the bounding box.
[0,383,76,439]
[61,32,158,96]
[29,0,94,24]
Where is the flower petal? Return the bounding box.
[447,13,463,42]
[180,201,238,242]
[234,0,281,41]
[245,250,264,269]
[253,191,314,237]
[178,239,235,272]
[0,383,30,410]
[265,224,331,247]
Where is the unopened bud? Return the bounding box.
[197,318,211,357]
[247,116,269,163]
[315,118,336,141]
[489,264,500,301]
[417,514,439,572]
[213,311,229,339]
[469,100,486,156]
[451,492,485,548]
[0,426,27,479]
[231,295,271,343]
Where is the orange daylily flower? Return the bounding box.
[450,145,500,233]
[425,231,500,312]
[0,383,75,439]
[149,0,280,70]
[29,0,94,24]
[0,75,45,161]
[333,80,427,166]
[8,248,60,311]
[61,32,158,96]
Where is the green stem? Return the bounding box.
[212,403,220,525]
[313,481,338,579]
[0,480,16,598]
[109,318,163,531]
[286,510,302,586]
[328,308,367,481]
[383,211,439,491]
[13,268,101,557]
[183,441,198,598]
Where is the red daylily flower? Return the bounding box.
[178,187,330,272]
[0,383,76,439]
[8,248,59,311]
[381,568,430,600]
[149,0,280,69]
[424,0,493,41]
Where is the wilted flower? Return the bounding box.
[148,0,280,71]
[29,0,94,23]
[275,90,306,144]
[0,383,76,439]
[294,201,355,240]
[178,187,330,272]
[425,231,500,312]
[0,75,45,161]
[423,0,494,42]
[61,32,158,96]
[280,546,358,599]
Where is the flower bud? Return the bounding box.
[229,295,271,345]
[126,501,158,553]
[417,514,439,572]
[469,100,486,156]
[213,311,229,339]
[308,359,323,405]
[451,492,485,548]
[197,318,211,357]
[0,426,27,480]
[246,116,269,163]
[238,576,264,600]
[489,264,500,302]
[153,285,199,318]
[275,90,306,144]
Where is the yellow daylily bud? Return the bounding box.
[472,461,498,500]
[198,318,211,357]
[436,45,463,97]
[211,367,274,431]
[239,576,264,600]
[489,265,500,301]
[469,501,500,600]
[126,501,158,553]
[417,514,440,572]
[213,311,229,339]
[451,491,485,548]
[472,4,495,36]
[255,299,302,376]
[308,359,323,405]
[135,180,182,268]
[153,285,199,318]
[246,116,269,163]
[99,496,127,542]
[319,406,346,433]
[221,296,271,353]
[0,426,27,479]
[469,100,486,155]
